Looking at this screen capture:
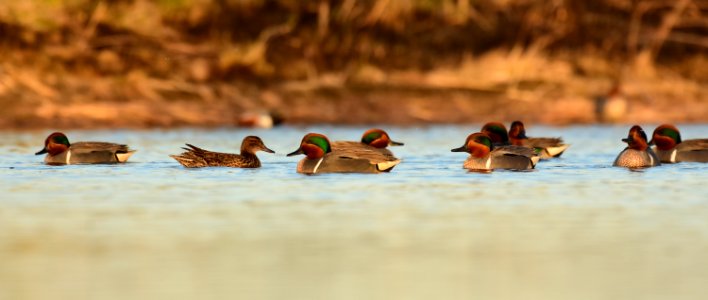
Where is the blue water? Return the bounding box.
[1,125,707,299]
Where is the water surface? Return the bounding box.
[1,125,707,300]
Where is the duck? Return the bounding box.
[480,122,510,145]
[594,81,628,123]
[649,124,708,163]
[287,133,400,174]
[331,128,404,156]
[35,132,136,165]
[236,110,285,128]
[451,132,537,171]
[481,122,541,164]
[508,121,570,159]
[613,125,660,168]
[170,136,275,168]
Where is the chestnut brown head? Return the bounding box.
[649,124,682,151]
[361,128,404,148]
[451,132,493,158]
[36,132,70,156]
[481,122,509,145]
[287,133,332,159]
[622,125,650,151]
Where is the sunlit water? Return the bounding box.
[1,125,707,300]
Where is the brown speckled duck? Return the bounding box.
[508,121,570,159]
[35,132,135,165]
[287,133,400,174]
[613,125,660,168]
[650,124,708,163]
[170,136,274,168]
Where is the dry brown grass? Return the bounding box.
[0,0,706,127]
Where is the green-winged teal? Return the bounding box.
[170,136,274,168]
[481,122,510,145]
[287,133,400,174]
[451,132,537,171]
[595,81,627,123]
[613,125,660,168]
[508,121,569,159]
[331,128,404,157]
[237,110,284,128]
[35,132,135,165]
[650,124,708,163]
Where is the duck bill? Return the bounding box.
[647,139,655,146]
[35,148,48,155]
[621,138,631,143]
[389,140,405,146]
[262,146,276,154]
[450,145,467,152]
[286,148,304,157]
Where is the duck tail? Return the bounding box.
[376,159,401,172]
[169,153,201,168]
[116,150,136,163]
[546,144,570,157]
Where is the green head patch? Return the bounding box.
[52,135,70,146]
[307,136,331,153]
[482,122,509,143]
[660,127,682,143]
[362,132,382,144]
[475,135,493,149]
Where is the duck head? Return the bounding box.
[36,132,70,156]
[649,124,682,151]
[508,121,528,146]
[287,133,332,159]
[451,132,493,158]
[361,128,404,148]
[621,125,650,151]
[241,136,275,154]
[481,122,509,145]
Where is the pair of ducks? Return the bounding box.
[35,129,404,174]
[170,129,404,174]
[450,121,570,171]
[613,124,708,168]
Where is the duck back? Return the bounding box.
[676,139,708,163]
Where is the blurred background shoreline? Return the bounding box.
[1,0,706,129]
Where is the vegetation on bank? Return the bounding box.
[0,0,706,127]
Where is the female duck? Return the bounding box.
[613,125,660,168]
[35,132,135,165]
[170,136,275,168]
[508,121,569,159]
[650,124,708,163]
[451,132,537,171]
[332,128,404,156]
[287,133,400,174]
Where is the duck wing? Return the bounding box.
[488,145,536,169]
[494,145,536,157]
[171,144,256,168]
[677,139,708,152]
[525,137,565,148]
[675,139,708,162]
[71,141,132,154]
[331,141,398,163]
